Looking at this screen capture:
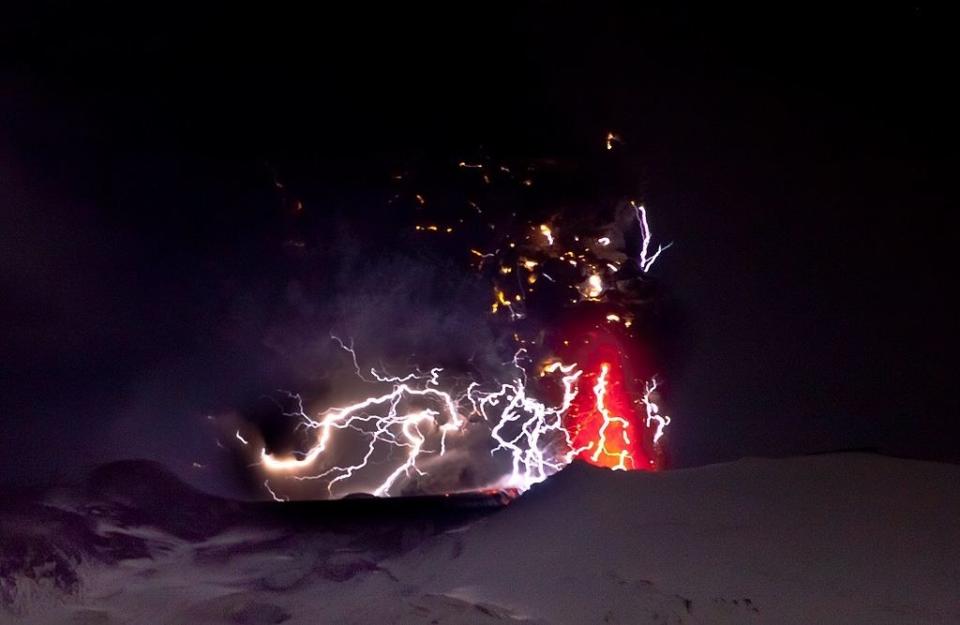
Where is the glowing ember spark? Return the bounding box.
[539,224,554,245]
[582,273,604,299]
[492,288,514,315]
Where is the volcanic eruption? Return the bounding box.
[240,153,674,500]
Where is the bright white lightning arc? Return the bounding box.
[642,378,671,445]
[258,343,673,499]
[468,360,588,491]
[589,363,633,471]
[632,201,673,272]
[260,341,588,498]
[258,383,463,496]
[263,479,289,502]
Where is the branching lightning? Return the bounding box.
[642,378,671,446]
[589,363,634,471]
[260,344,591,497]
[632,201,673,272]
[249,148,674,501]
[258,342,671,499]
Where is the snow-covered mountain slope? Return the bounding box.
[2,454,957,624]
[390,453,960,624]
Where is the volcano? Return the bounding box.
[2,453,957,624]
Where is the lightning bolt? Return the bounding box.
[468,360,587,491]
[632,201,673,272]
[249,195,676,500]
[588,363,634,471]
[258,340,600,498]
[642,378,671,446]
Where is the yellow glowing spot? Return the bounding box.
[500,266,513,274]
[459,161,483,169]
[624,320,633,328]
[563,340,570,346]
[522,179,533,187]
[427,225,438,231]
[540,360,577,378]
[415,225,422,231]
[470,249,483,257]
[521,259,538,270]
[598,236,611,246]
[491,289,511,314]
[514,294,521,302]
[527,274,537,284]
[509,242,516,248]
[446,227,453,233]
[568,259,578,267]
[539,224,554,245]
[415,194,425,205]
[606,262,619,272]
[605,132,621,150]
[585,274,603,299]
[606,314,621,322]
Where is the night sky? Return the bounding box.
[1,4,957,495]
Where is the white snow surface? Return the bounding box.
[4,453,959,624]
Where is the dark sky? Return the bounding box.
[1,3,957,493]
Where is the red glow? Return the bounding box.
[563,342,660,471]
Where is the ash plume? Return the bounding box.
[221,148,676,499]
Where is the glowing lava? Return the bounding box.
[566,356,652,471]
[245,162,675,499]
